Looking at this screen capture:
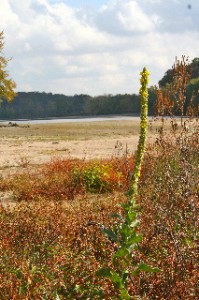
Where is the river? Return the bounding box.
[0,115,142,125]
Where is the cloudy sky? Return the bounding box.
[1,0,199,95]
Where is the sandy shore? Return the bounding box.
[0,119,158,176]
[0,136,141,171]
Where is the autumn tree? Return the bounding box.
[0,31,16,102]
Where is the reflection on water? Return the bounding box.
[0,115,141,125]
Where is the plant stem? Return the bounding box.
[129,67,149,202]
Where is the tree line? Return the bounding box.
[0,76,198,119]
[0,92,156,119]
[0,85,198,120]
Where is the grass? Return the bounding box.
[0,119,198,299]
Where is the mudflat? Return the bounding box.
[0,119,157,175]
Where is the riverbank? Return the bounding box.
[1,119,152,175]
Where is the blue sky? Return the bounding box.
[49,0,107,9]
[0,0,198,96]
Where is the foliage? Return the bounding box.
[186,77,199,116]
[155,56,199,118]
[150,56,199,118]
[0,125,198,298]
[0,157,134,201]
[158,56,199,87]
[137,129,198,299]
[137,56,199,299]
[0,58,198,299]
[0,124,198,299]
[83,163,119,193]
[0,31,16,102]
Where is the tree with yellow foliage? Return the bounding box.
[0,31,16,102]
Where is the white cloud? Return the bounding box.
[96,0,155,35]
[0,0,199,96]
[97,0,154,35]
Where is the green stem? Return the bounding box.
[129,67,149,202]
[95,68,151,300]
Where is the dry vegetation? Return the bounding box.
[0,116,198,299]
[0,57,198,299]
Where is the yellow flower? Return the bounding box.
[129,67,149,202]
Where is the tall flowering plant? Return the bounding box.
[96,68,160,299]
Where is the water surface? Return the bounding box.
[0,115,141,125]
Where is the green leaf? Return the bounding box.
[114,247,129,258]
[95,267,112,278]
[120,224,131,238]
[121,202,129,210]
[138,263,161,273]
[111,271,123,288]
[120,288,131,300]
[96,268,127,292]
[101,228,118,242]
[127,211,137,223]
[132,263,161,276]
[96,268,125,289]
[113,247,131,266]
[127,233,142,246]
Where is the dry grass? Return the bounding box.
[0,119,142,141]
[0,116,198,299]
[0,128,198,299]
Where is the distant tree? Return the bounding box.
[0,31,16,103]
[190,58,199,78]
[148,87,157,114]
[158,69,174,88]
[155,56,199,117]
[185,77,199,116]
[158,57,199,88]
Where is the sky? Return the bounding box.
[0,0,199,96]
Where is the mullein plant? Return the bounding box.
[96,68,160,300]
[128,67,149,198]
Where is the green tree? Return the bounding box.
[158,57,199,88]
[158,68,174,88]
[185,77,199,116]
[0,31,16,102]
[190,57,199,78]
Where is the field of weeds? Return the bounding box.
[0,57,198,299]
[0,117,198,299]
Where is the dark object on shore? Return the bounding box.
[8,122,18,127]
[0,122,29,128]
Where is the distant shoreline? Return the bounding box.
[0,113,140,123]
[0,114,143,125]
